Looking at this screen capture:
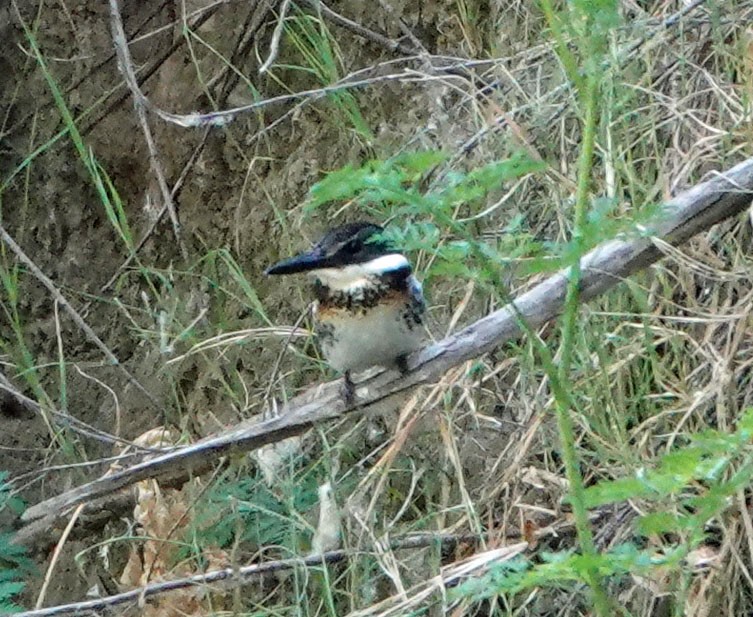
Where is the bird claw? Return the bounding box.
[341,371,356,405]
[395,353,410,375]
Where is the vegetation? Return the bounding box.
[0,473,33,613]
[0,0,751,614]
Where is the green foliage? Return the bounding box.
[584,409,753,540]
[283,9,373,141]
[539,0,620,91]
[0,248,51,414]
[533,0,623,613]
[307,151,448,208]
[19,21,129,256]
[188,466,321,555]
[307,150,550,291]
[455,542,682,603]
[308,150,539,216]
[92,153,134,253]
[297,1,743,613]
[451,411,753,606]
[0,474,25,518]
[306,149,656,296]
[0,472,34,613]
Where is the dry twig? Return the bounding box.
[301,0,418,56]
[13,533,496,617]
[0,225,159,409]
[108,0,188,260]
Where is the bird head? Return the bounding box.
[265,222,410,289]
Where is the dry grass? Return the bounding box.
[2,0,753,614]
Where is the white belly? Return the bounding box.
[317,303,424,374]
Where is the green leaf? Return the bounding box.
[0,581,25,599]
[0,474,32,612]
[393,151,449,175]
[636,511,687,536]
[582,476,648,507]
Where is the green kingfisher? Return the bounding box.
[265,222,426,399]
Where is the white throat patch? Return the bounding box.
[310,253,409,291]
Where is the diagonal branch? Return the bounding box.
[108,0,188,260]
[0,225,160,410]
[17,157,753,544]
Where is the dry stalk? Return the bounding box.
[107,0,188,260]
[12,533,501,617]
[0,224,159,409]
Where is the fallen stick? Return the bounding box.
[17,157,753,546]
[11,532,501,617]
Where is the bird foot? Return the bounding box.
[341,371,356,405]
[395,353,410,375]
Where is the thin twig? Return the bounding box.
[34,505,83,609]
[259,0,292,74]
[13,533,497,617]
[108,0,189,261]
[149,70,447,127]
[0,225,160,409]
[301,0,417,56]
[262,304,312,411]
[375,0,428,55]
[79,5,221,139]
[211,0,275,103]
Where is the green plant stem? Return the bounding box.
[555,73,613,615]
[537,0,581,90]
[536,0,619,610]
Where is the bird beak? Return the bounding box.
[265,249,330,275]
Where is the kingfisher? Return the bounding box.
[265,222,425,399]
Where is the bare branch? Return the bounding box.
[259,0,293,74]
[108,0,188,260]
[301,0,418,56]
[11,533,505,617]
[0,225,160,409]
[16,156,753,544]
